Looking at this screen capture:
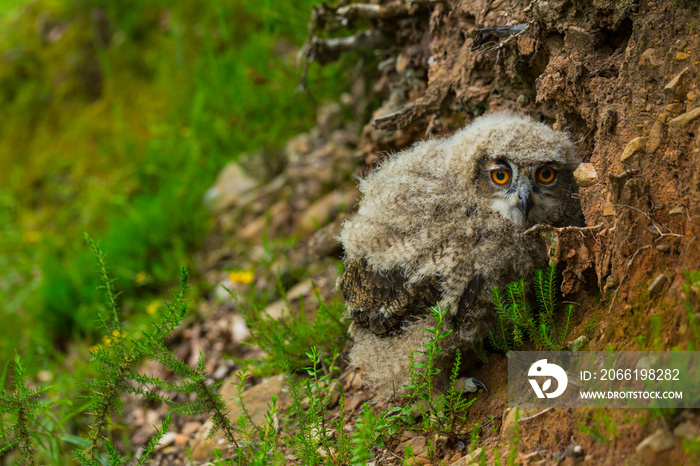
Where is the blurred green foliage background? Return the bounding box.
[0,0,346,372]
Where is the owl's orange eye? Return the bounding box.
[537,166,557,183]
[491,169,511,185]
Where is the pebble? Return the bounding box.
[665,102,684,114]
[648,274,668,296]
[663,67,690,98]
[396,435,427,456]
[656,244,670,253]
[412,457,431,465]
[669,205,685,215]
[603,202,615,216]
[351,371,364,390]
[673,421,700,439]
[564,444,584,457]
[620,137,647,162]
[636,428,676,454]
[450,447,482,465]
[639,48,663,70]
[158,432,178,449]
[573,163,598,187]
[181,421,202,436]
[346,393,366,412]
[669,107,700,128]
[647,119,665,153]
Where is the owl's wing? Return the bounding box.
[340,259,441,336]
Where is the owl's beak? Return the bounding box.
[517,183,534,218]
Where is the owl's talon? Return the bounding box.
[457,377,488,393]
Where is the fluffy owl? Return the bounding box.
[339,113,583,398]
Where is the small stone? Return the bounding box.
[673,422,700,439]
[669,107,700,128]
[663,67,691,98]
[639,48,663,70]
[213,364,229,380]
[620,137,647,162]
[396,436,427,457]
[158,432,178,449]
[603,192,615,216]
[451,447,482,465]
[688,90,698,101]
[636,428,676,458]
[665,103,684,113]
[203,162,257,212]
[286,279,314,301]
[36,370,53,383]
[298,188,359,236]
[346,393,366,412]
[412,457,431,465]
[238,216,266,241]
[395,53,409,74]
[565,444,584,457]
[656,244,670,253]
[573,163,598,187]
[181,421,202,436]
[175,434,190,447]
[669,205,685,215]
[231,314,251,342]
[648,274,668,296]
[647,120,665,153]
[351,371,364,390]
[676,51,690,61]
[263,299,287,320]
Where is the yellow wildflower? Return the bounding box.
[135,272,148,284]
[229,270,255,285]
[146,300,161,315]
[22,230,41,243]
[102,336,111,346]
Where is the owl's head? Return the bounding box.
[446,113,581,228]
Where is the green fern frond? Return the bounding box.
[491,263,576,352]
[559,304,574,347]
[534,262,558,320]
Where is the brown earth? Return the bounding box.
[121,0,700,464]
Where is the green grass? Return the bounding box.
[0,0,350,371]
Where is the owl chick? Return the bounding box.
[339,113,583,398]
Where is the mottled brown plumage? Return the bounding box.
[341,259,441,335]
[338,113,584,397]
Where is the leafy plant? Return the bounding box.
[488,263,574,352]
[1,237,251,464]
[387,304,476,437]
[0,355,46,465]
[233,277,348,375]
